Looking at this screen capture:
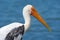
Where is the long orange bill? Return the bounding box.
[31,7,51,32]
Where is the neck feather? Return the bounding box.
[23,13,31,31]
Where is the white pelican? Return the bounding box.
[0,5,51,40]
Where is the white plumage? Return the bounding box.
[0,22,23,40]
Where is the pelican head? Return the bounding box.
[23,5,51,32]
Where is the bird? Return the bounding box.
[0,5,51,40]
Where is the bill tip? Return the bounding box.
[48,27,51,32]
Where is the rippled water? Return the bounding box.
[0,0,60,40]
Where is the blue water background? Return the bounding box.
[0,0,60,40]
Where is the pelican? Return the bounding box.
[0,5,51,40]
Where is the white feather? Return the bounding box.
[0,22,23,40]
